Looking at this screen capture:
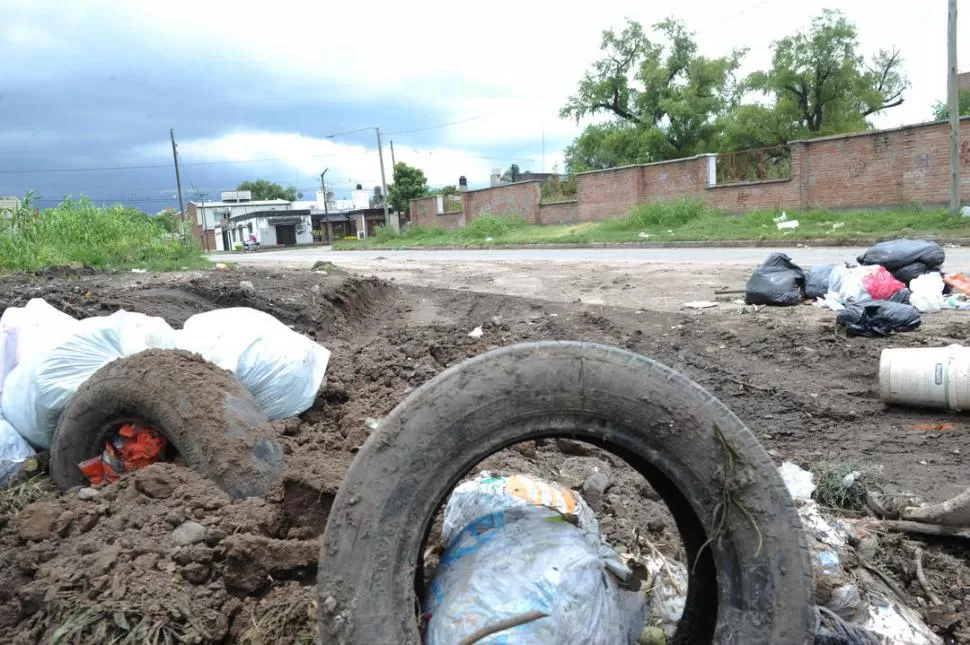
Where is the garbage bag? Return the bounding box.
[909,273,945,313]
[814,606,881,645]
[805,265,836,299]
[425,504,647,645]
[0,299,79,399]
[4,310,177,449]
[856,240,944,271]
[889,288,911,304]
[745,253,806,306]
[178,308,330,420]
[836,302,921,337]
[890,262,933,286]
[860,266,905,301]
[0,412,34,487]
[833,266,875,304]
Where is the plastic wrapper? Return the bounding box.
[178,308,330,420]
[427,472,645,645]
[856,240,945,271]
[860,266,905,301]
[837,302,921,337]
[0,412,34,487]
[944,272,970,296]
[909,273,946,313]
[805,264,836,299]
[744,253,805,306]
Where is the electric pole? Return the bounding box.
[170,129,186,221]
[376,128,391,229]
[390,140,397,168]
[949,0,960,215]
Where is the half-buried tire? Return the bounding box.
[51,349,283,499]
[318,341,815,645]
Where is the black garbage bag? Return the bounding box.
[805,264,836,299]
[745,253,806,306]
[836,301,921,337]
[814,606,880,645]
[888,288,911,304]
[857,240,944,271]
[890,261,933,286]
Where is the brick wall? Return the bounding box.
[538,200,579,225]
[439,117,970,225]
[463,181,541,224]
[409,197,439,228]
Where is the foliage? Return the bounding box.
[387,162,429,215]
[540,172,578,201]
[0,194,205,272]
[153,207,182,234]
[562,11,910,170]
[748,9,908,139]
[460,214,527,239]
[621,199,713,229]
[561,18,746,171]
[932,89,970,120]
[236,179,300,201]
[373,225,399,243]
[500,164,521,182]
[431,185,458,196]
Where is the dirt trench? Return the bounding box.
[0,265,966,643]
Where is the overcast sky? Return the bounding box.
[0,0,965,211]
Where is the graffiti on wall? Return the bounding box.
[903,152,941,181]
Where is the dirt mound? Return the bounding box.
[0,266,966,642]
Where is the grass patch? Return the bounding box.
[0,474,54,517]
[0,195,206,273]
[812,460,882,512]
[333,200,970,249]
[237,596,317,645]
[50,604,189,645]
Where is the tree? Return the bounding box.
[560,18,746,171]
[387,162,429,215]
[430,185,458,196]
[154,207,181,233]
[500,164,521,182]
[748,10,908,140]
[932,90,970,120]
[236,179,299,201]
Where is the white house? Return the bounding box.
[186,190,313,251]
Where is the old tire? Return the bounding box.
[50,349,283,499]
[318,341,815,645]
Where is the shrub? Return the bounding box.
[460,214,527,239]
[625,198,712,229]
[373,225,399,243]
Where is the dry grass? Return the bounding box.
[237,595,317,645]
[0,474,54,517]
[49,604,188,645]
[813,460,881,512]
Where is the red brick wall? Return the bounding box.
[463,181,541,224]
[576,166,643,222]
[538,200,579,224]
[409,197,439,228]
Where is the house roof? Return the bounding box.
[230,209,310,223]
[190,199,291,208]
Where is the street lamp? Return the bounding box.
[326,127,392,230]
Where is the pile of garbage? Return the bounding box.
[427,469,947,644]
[0,298,330,486]
[745,240,970,337]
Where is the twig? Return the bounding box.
[913,547,943,606]
[853,551,908,603]
[639,534,683,596]
[457,611,549,645]
[724,375,774,392]
[870,519,970,540]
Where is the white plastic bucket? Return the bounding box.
[879,345,970,411]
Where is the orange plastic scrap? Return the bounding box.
[78,423,168,486]
[944,273,970,297]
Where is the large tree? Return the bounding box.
[387,162,429,215]
[560,18,746,172]
[236,179,300,201]
[746,9,908,141]
[500,164,521,182]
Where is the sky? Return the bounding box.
[0,0,966,212]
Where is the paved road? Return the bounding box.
[220,244,970,267]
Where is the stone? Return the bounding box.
[555,438,595,457]
[558,457,612,490]
[77,487,99,501]
[239,280,256,297]
[134,470,174,499]
[204,527,227,547]
[171,521,207,546]
[181,562,211,585]
[582,471,611,511]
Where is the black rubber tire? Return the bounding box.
[318,341,815,645]
[50,349,284,499]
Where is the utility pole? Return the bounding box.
[390,140,397,168]
[949,0,961,215]
[169,129,186,222]
[320,168,329,215]
[376,128,391,229]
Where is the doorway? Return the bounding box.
[276,224,297,246]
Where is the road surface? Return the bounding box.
[217,244,967,311]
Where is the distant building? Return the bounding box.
[960,71,970,92]
[488,168,555,187]
[309,185,385,243]
[187,190,303,251]
[0,195,20,216]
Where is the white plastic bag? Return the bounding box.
[0,412,34,486]
[178,308,330,419]
[3,310,176,449]
[425,504,647,645]
[0,299,80,398]
[909,273,945,314]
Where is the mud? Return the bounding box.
[0,264,967,643]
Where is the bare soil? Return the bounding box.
[0,263,967,643]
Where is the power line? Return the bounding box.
[385,114,488,136]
